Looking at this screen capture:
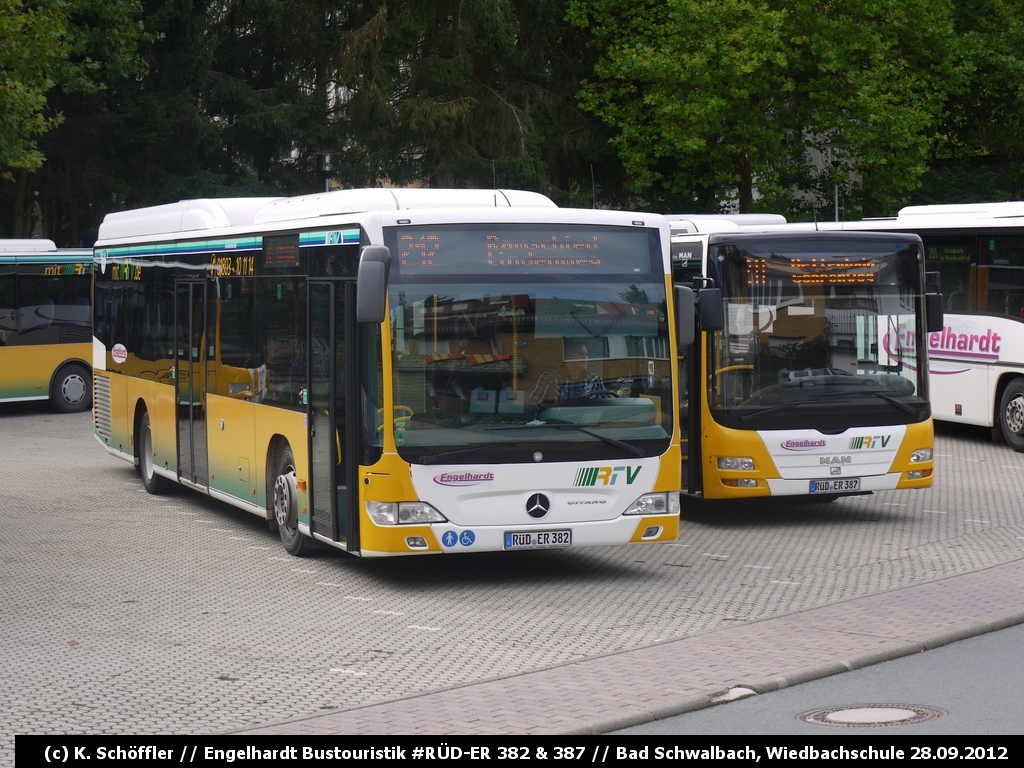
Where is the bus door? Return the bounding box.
[175,280,210,489]
[308,281,357,548]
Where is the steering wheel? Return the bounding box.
[376,405,415,434]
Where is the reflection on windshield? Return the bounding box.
[709,242,929,428]
[388,283,673,458]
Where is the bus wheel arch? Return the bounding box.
[266,437,308,556]
[50,362,91,414]
[997,376,1024,451]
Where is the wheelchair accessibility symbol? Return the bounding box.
[441,530,476,547]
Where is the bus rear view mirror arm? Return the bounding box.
[356,245,392,323]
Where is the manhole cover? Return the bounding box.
[799,704,946,727]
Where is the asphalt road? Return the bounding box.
[615,622,1024,735]
[3,404,1023,752]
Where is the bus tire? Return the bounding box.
[272,446,308,556]
[138,411,174,494]
[999,379,1024,452]
[51,363,91,413]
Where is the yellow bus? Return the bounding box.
[0,239,93,412]
[668,217,942,500]
[92,189,688,556]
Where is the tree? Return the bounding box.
[910,0,1024,205]
[0,0,150,240]
[568,0,968,215]
[0,0,69,174]
[335,0,629,204]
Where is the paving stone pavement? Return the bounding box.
[3,405,1024,753]
[239,558,1024,735]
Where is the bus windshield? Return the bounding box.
[706,235,930,431]
[384,224,674,464]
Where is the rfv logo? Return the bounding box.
[574,466,641,486]
[849,435,892,450]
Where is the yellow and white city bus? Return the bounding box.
[667,216,942,500]
[1,239,93,412]
[92,189,687,556]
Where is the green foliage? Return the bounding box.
[6,0,1024,241]
[569,0,969,215]
[0,0,70,172]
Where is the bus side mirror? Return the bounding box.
[698,288,723,332]
[356,245,392,323]
[926,292,944,333]
[675,285,695,347]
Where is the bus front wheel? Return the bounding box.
[52,364,91,414]
[998,378,1024,452]
[273,447,308,556]
[138,411,174,494]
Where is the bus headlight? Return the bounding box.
[398,502,446,524]
[911,449,933,463]
[366,501,447,525]
[718,457,755,471]
[623,493,680,516]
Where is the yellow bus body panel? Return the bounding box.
[151,381,177,474]
[700,420,778,500]
[207,394,257,500]
[254,404,308,515]
[0,343,90,401]
[893,418,935,489]
[629,514,679,542]
[357,451,441,554]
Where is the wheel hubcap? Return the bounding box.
[1006,395,1024,434]
[62,374,86,405]
[274,470,297,528]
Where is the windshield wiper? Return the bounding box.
[419,443,502,465]
[487,423,645,457]
[805,389,921,416]
[736,402,802,422]
[866,391,920,416]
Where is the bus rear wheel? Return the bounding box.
[273,447,308,556]
[52,364,91,413]
[999,379,1024,452]
[138,411,174,494]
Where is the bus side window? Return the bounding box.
[0,274,16,345]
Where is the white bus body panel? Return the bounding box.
[404,458,662,553]
[410,458,659,526]
[759,426,906,495]
[928,314,1024,428]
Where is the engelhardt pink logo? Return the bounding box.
[781,439,827,451]
[433,471,495,487]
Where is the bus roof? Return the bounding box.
[98,188,558,241]
[895,201,1024,221]
[0,239,91,257]
[0,239,58,253]
[667,213,787,234]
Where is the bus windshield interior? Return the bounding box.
[384,224,674,464]
[706,236,930,431]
